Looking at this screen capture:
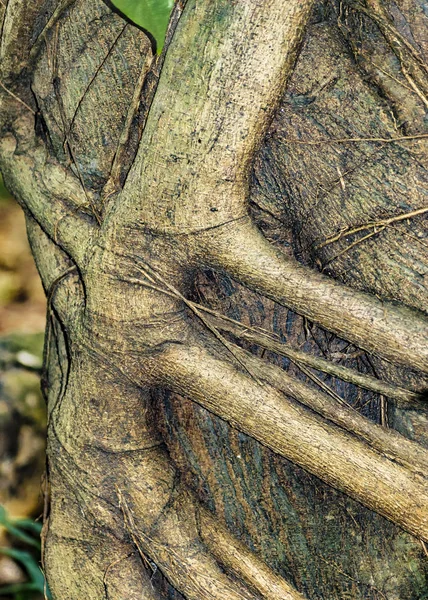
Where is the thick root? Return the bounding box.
[152,342,428,541]
[196,218,428,373]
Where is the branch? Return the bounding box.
[110,0,315,237]
[196,218,428,373]
[150,343,428,542]
[0,116,95,264]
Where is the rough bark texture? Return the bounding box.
[1,0,427,599]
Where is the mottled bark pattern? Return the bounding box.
[1,0,427,598]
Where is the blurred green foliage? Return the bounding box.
[0,506,51,599]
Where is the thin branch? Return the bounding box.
[0,79,35,114]
[385,223,428,251]
[104,47,154,200]
[228,343,428,476]
[64,140,102,225]
[368,59,416,93]
[291,359,351,407]
[52,68,102,225]
[281,133,428,145]
[67,24,129,140]
[116,488,153,572]
[317,206,428,249]
[118,481,261,600]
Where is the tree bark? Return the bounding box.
[1,0,427,598]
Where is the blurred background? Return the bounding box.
[0,175,48,599]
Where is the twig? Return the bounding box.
[0,79,36,114]
[386,223,428,251]
[293,360,349,407]
[380,394,389,428]
[317,206,428,249]
[281,133,428,145]
[128,263,264,386]
[321,226,386,268]
[67,24,129,140]
[103,553,134,599]
[368,59,415,93]
[64,140,102,225]
[29,0,77,60]
[104,48,154,198]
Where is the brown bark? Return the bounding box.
[1,0,427,598]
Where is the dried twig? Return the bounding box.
[281,133,428,145]
[317,206,428,250]
[0,79,35,114]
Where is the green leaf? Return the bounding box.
[0,508,41,549]
[110,0,174,53]
[0,582,39,596]
[0,522,40,549]
[11,518,43,536]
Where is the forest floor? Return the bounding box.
[0,180,46,335]
[0,179,46,599]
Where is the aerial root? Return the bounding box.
[118,472,303,600]
[151,342,428,541]
[118,479,304,599]
[196,218,428,373]
[198,308,422,407]
[227,342,428,477]
[103,552,163,600]
[198,507,306,599]
[119,261,423,407]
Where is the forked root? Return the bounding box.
[195,218,428,373]
[120,476,305,600]
[199,507,306,600]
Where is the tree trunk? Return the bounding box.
[1,0,427,598]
